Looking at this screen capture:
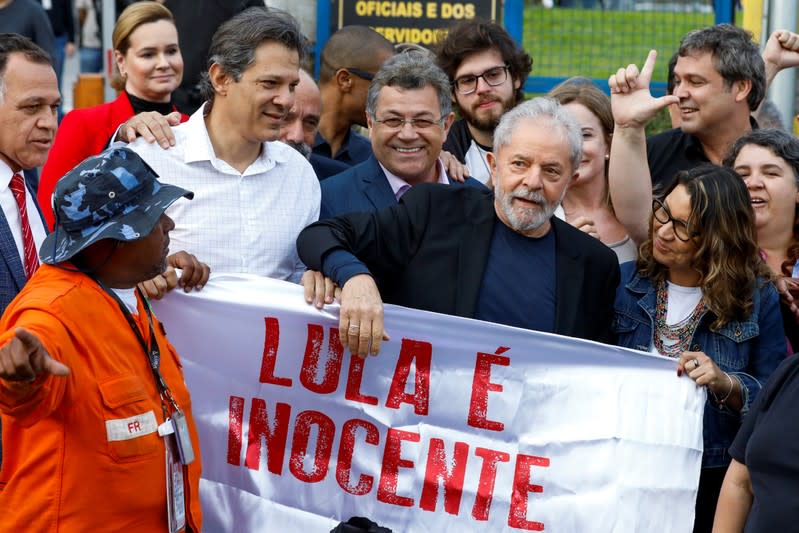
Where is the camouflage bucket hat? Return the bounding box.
[40,147,193,265]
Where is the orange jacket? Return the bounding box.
[0,265,202,532]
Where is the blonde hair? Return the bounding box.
[111,1,175,91]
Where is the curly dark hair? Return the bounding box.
[434,19,531,105]
[637,164,770,329]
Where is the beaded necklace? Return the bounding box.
[653,280,706,358]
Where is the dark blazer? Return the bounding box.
[310,153,350,181]
[0,176,46,465]
[320,155,485,219]
[0,178,45,315]
[0,210,27,318]
[299,183,620,343]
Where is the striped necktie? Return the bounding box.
[9,173,40,279]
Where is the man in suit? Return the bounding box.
[298,97,620,357]
[0,34,58,467]
[320,52,483,219]
[0,34,55,316]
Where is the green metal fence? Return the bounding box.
[520,0,725,94]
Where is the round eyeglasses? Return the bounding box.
[652,198,697,242]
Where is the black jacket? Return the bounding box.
[298,183,620,343]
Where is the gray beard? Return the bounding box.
[494,182,566,233]
[286,141,312,160]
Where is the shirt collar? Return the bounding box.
[314,128,354,151]
[380,158,450,199]
[0,159,16,192]
[184,103,290,173]
[313,130,330,150]
[314,128,357,155]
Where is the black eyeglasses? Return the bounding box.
[453,64,510,95]
[652,198,697,242]
[341,67,375,81]
[372,115,446,130]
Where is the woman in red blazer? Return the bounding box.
[39,2,187,228]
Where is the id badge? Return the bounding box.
[172,411,195,465]
[165,436,186,533]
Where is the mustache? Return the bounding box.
[475,96,500,106]
[510,187,546,204]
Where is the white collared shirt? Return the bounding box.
[0,160,48,266]
[381,158,450,200]
[129,105,320,282]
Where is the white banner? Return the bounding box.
[153,275,704,533]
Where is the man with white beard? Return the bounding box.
[297,97,619,357]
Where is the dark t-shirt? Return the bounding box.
[37,0,74,40]
[646,118,759,189]
[474,221,556,332]
[313,128,373,166]
[443,118,483,162]
[0,0,56,61]
[729,355,799,532]
[646,127,709,190]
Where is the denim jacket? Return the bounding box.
[613,262,786,468]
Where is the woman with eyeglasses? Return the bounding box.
[612,164,785,533]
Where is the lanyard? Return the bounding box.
[92,276,181,415]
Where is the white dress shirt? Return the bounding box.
[129,106,321,282]
[0,160,48,265]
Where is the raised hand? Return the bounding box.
[608,50,679,129]
[763,30,799,74]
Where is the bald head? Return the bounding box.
[279,69,321,158]
[319,26,394,84]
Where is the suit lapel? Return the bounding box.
[455,194,495,316]
[0,207,27,292]
[26,177,47,228]
[553,219,584,336]
[361,157,399,210]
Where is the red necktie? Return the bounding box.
[9,173,40,279]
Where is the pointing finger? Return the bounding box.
[639,49,658,84]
